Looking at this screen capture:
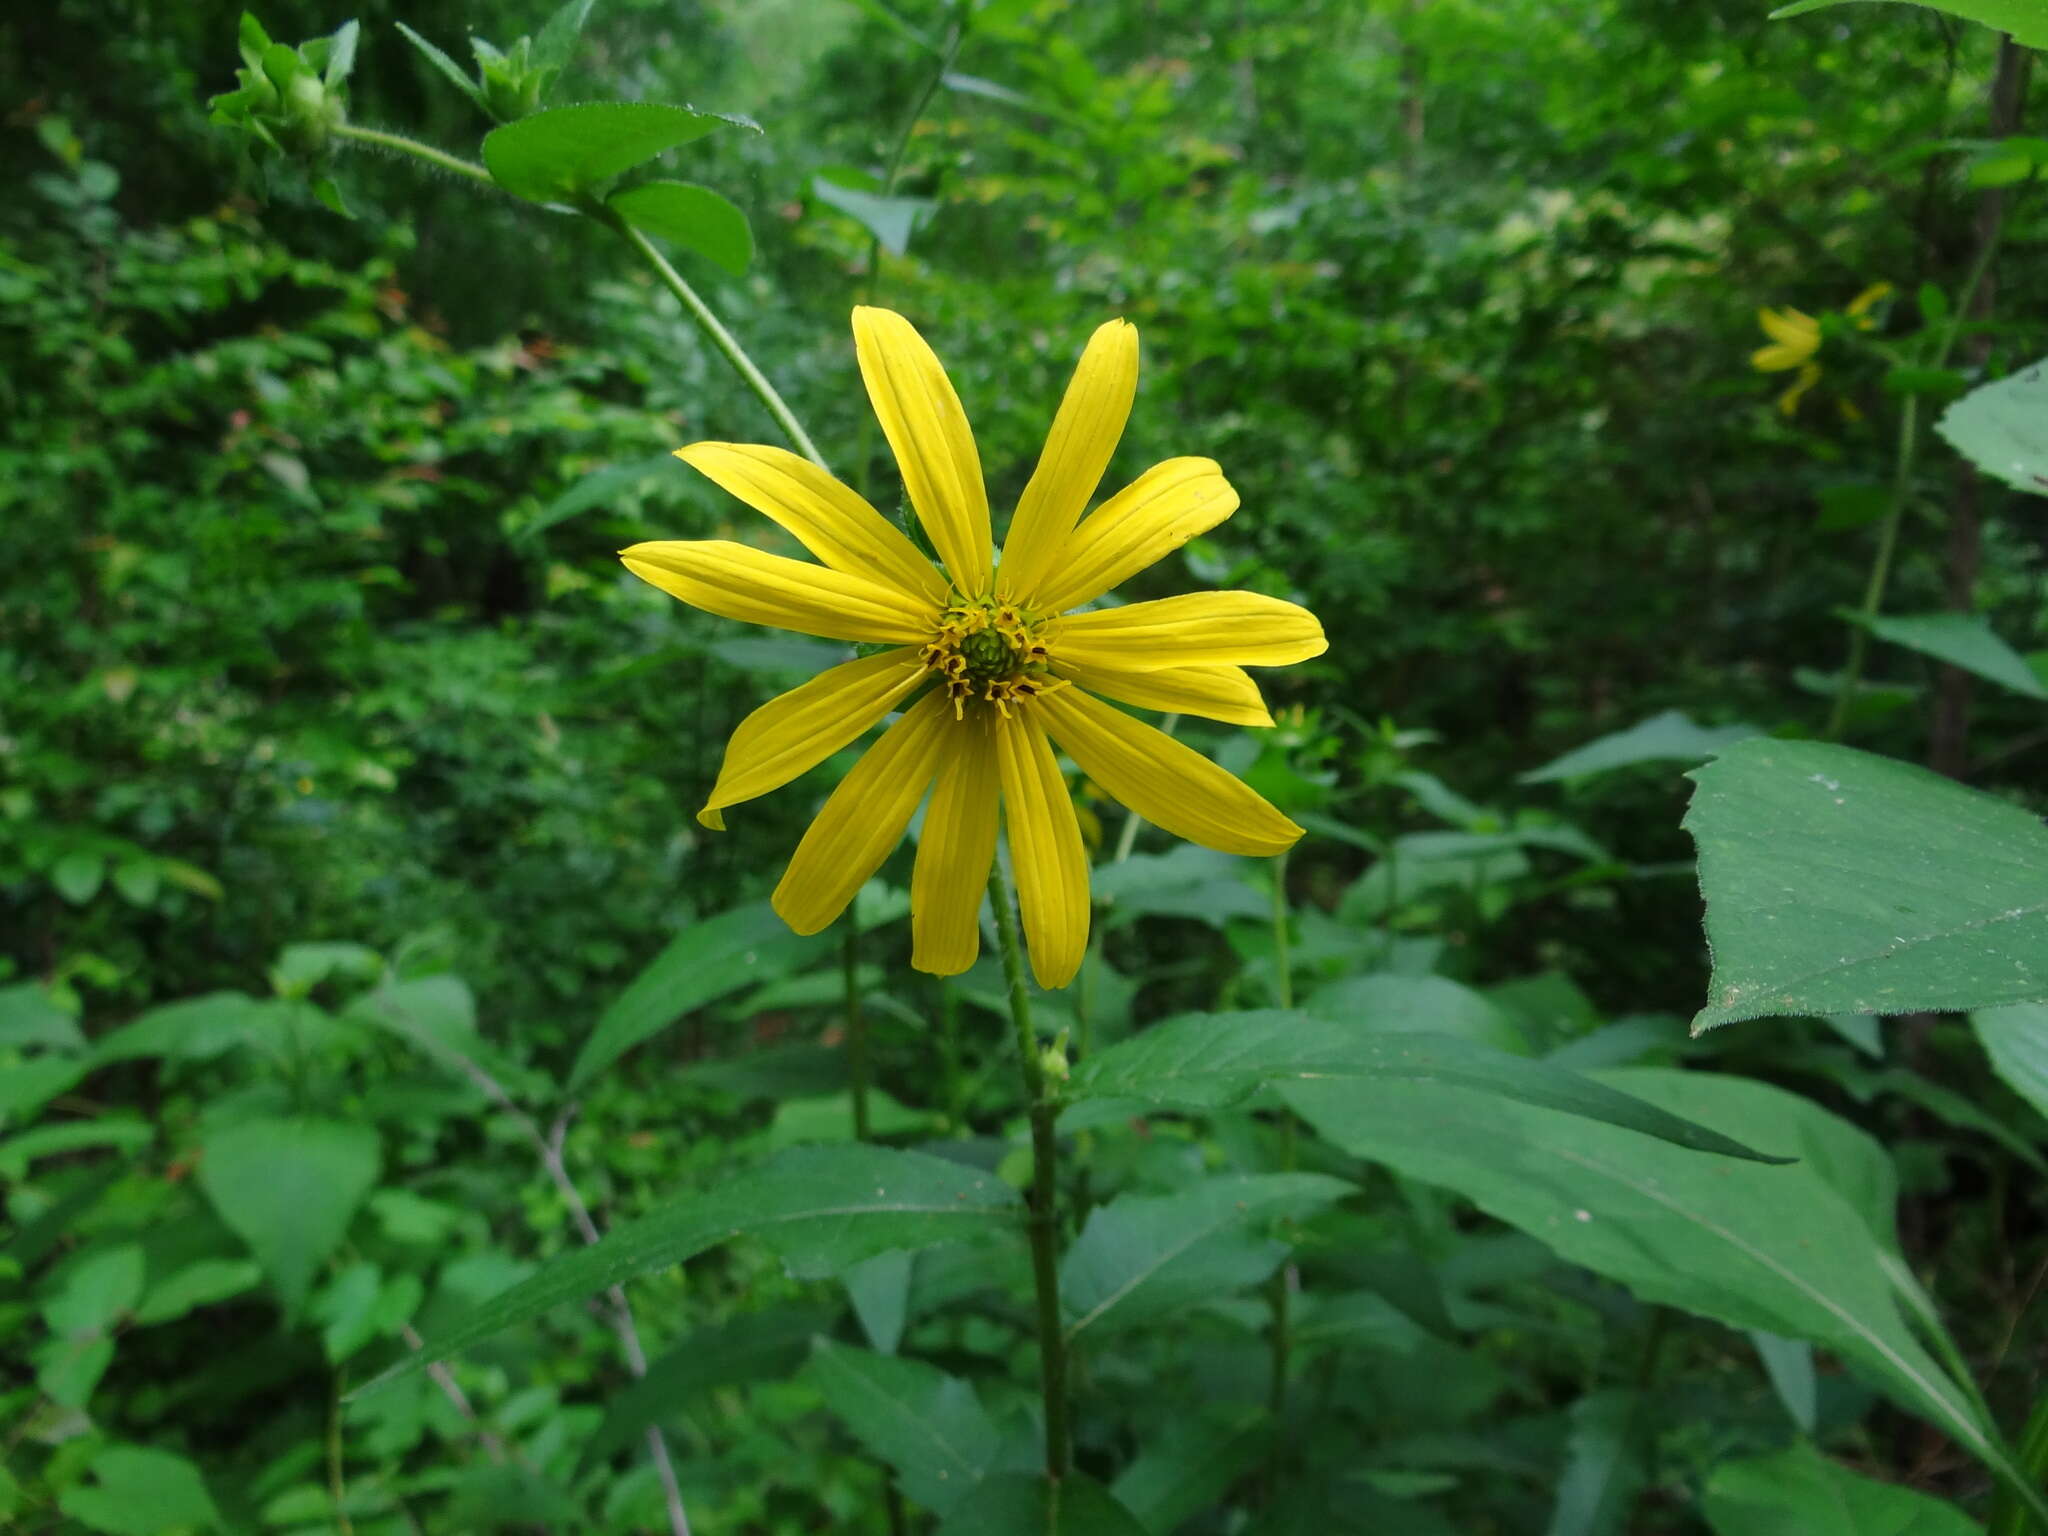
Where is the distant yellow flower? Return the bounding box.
[1750,284,1893,417]
[624,308,1325,988]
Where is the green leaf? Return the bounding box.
[323,19,358,85]
[1770,0,2048,48]
[483,102,754,203]
[1687,740,2048,1029]
[1521,709,1760,784]
[1936,357,2048,497]
[53,850,104,904]
[58,1446,220,1536]
[132,1258,264,1327]
[394,22,489,113]
[610,180,753,273]
[355,1145,1019,1396]
[1546,1389,1647,1536]
[933,1473,1150,1535]
[805,1339,1007,1512]
[569,902,827,1093]
[844,1248,914,1352]
[532,0,599,73]
[43,1243,145,1336]
[1843,610,2048,697]
[1065,1010,1786,1162]
[1750,1330,1820,1433]
[1110,1410,1267,1532]
[1974,1004,2048,1122]
[0,982,84,1052]
[522,452,679,541]
[1061,1173,1350,1341]
[1280,1066,2023,1501]
[90,992,284,1066]
[812,170,937,256]
[579,1305,831,1473]
[0,1119,153,1180]
[1308,973,1531,1053]
[196,1117,380,1316]
[1704,1441,1983,1536]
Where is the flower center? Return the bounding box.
[920,595,1064,717]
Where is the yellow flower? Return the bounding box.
[1844,281,1893,327]
[1750,306,1820,373]
[623,307,1325,988]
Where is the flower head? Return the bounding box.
[623,308,1325,988]
[1749,283,1893,417]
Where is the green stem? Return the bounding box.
[1824,175,2024,739]
[333,122,498,187]
[1264,847,1296,1496]
[611,219,829,469]
[1112,714,1178,863]
[988,865,1071,1484]
[845,911,870,1141]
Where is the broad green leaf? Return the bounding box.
[0,1118,152,1179]
[1521,709,1760,784]
[805,1339,1007,1512]
[610,180,753,274]
[58,1446,220,1536]
[1772,0,2048,47]
[1750,1330,1820,1433]
[356,1145,1019,1395]
[1973,1004,2048,1122]
[1935,357,2048,495]
[1065,1010,1785,1163]
[43,1243,144,1336]
[568,902,827,1093]
[1307,972,1531,1054]
[1845,611,2047,699]
[196,1117,380,1315]
[53,850,104,903]
[272,940,381,994]
[579,1305,832,1473]
[1704,1441,1982,1536]
[89,991,283,1066]
[132,1258,264,1327]
[1,1056,85,1125]
[812,171,937,256]
[934,1473,1150,1535]
[1061,1173,1350,1341]
[1280,1067,2023,1501]
[1688,740,2048,1029]
[1546,1389,1646,1536]
[483,102,754,203]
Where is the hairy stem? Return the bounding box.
[989,866,1071,1484]
[333,122,497,187]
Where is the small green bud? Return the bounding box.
[1039,1029,1071,1083]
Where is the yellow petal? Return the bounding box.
[994,710,1089,990]
[852,306,992,594]
[1756,306,1819,352]
[1845,281,1893,320]
[1032,458,1239,614]
[622,540,935,644]
[1052,659,1274,728]
[1750,342,1806,373]
[911,709,1000,976]
[997,320,1139,607]
[1777,362,1822,417]
[1037,686,1301,857]
[1055,592,1327,672]
[675,442,947,605]
[773,692,951,934]
[699,648,928,829]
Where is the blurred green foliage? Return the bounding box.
[4,0,2047,1531]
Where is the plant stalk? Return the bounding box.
[1264,847,1297,1496]
[988,865,1071,1484]
[333,122,498,187]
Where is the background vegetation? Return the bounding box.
[4,0,2045,1531]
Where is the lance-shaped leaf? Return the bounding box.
[812,170,936,256]
[352,1145,1019,1396]
[1842,610,2046,699]
[1061,1173,1351,1341]
[1281,1065,2037,1514]
[1688,739,2048,1030]
[484,102,756,203]
[1521,709,1760,784]
[1704,1441,1982,1536]
[1065,1010,1785,1162]
[805,1340,1010,1512]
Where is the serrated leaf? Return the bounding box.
[812,171,937,256]
[1065,1010,1786,1162]
[1770,0,2048,48]
[197,1117,380,1316]
[354,1145,1019,1396]
[610,180,752,273]
[933,1473,1150,1535]
[1061,1173,1350,1340]
[1281,1066,2031,1510]
[1704,1441,1982,1536]
[579,1305,831,1473]
[1936,357,2048,497]
[1687,739,2048,1029]
[806,1340,1006,1512]
[484,102,754,203]
[569,902,827,1092]
[1521,709,1761,784]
